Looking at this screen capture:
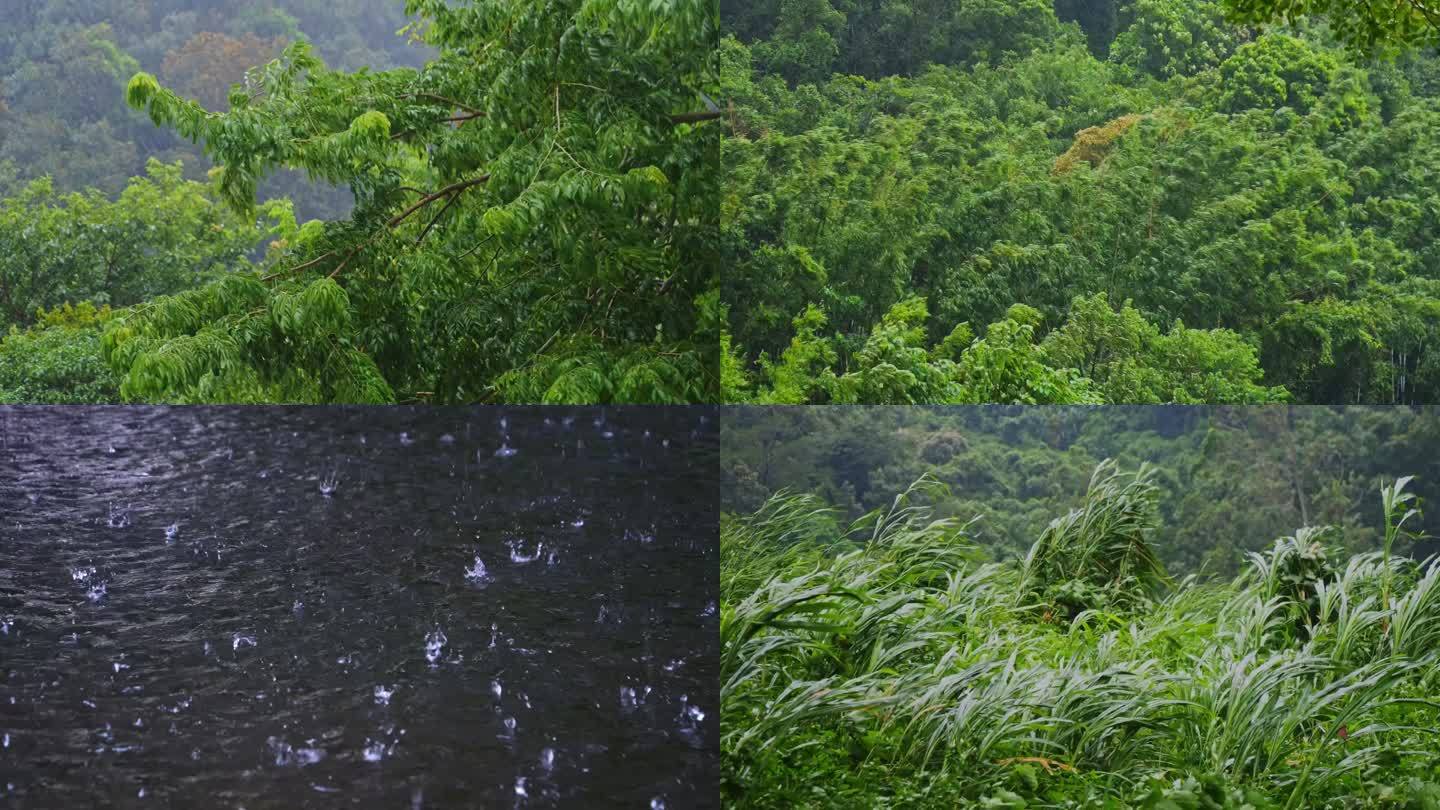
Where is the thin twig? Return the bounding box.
[400,93,484,115]
[266,174,491,282]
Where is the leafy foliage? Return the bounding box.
[722,0,1440,404]
[102,0,719,403]
[722,466,1440,807]
[0,160,265,329]
[1021,460,1172,617]
[0,303,122,404]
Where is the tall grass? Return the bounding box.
[721,463,1440,808]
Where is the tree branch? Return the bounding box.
[668,110,724,124]
[264,174,492,282]
[400,93,484,115]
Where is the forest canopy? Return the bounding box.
[721,0,1440,405]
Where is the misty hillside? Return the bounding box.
[0,0,430,216]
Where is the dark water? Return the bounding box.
[0,407,718,809]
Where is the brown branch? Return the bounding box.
[265,174,491,282]
[262,250,337,282]
[387,174,490,228]
[400,93,483,115]
[668,110,724,124]
[415,190,464,246]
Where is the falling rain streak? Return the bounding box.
[0,407,718,807]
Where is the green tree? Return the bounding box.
[110,0,720,404]
[0,303,122,404]
[0,160,262,328]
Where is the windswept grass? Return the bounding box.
[721,465,1440,808]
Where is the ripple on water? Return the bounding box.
[0,407,718,807]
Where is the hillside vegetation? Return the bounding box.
[721,0,1440,404]
[722,407,1440,576]
[721,466,1440,807]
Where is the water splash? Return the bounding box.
[539,747,555,772]
[490,680,503,700]
[464,555,491,585]
[424,628,447,665]
[619,686,650,711]
[625,528,656,544]
[493,442,518,459]
[268,737,325,767]
[374,685,395,706]
[86,582,107,602]
[107,504,130,528]
[362,739,388,762]
[164,523,179,543]
[507,539,543,565]
[232,634,257,651]
[319,471,340,497]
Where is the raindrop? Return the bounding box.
[424,628,447,665]
[464,555,491,585]
[362,739,386,762]
[507,539,542,564]
[107,504,130,528]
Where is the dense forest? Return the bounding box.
[720,0,1440,404]
[722,407,1440,576]
[722,464,1440,806]
[0,0,719,404]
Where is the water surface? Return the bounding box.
[0,407,718,808]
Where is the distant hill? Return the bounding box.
[0,0,432,218]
